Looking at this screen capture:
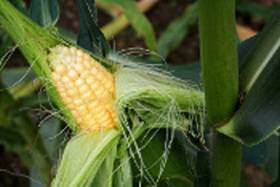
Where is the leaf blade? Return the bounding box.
[30,0,60,27]
[158,3,197,58]
[239,11,280,93]
[103,0,157,51]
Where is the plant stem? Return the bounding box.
[198,0,241,186]
[210,133,241,187]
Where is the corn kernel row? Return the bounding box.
[48,45,117,132]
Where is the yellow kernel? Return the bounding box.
[79,85,89,93]
[95,88,105,98]
[77,106,87,114]
[81,92,92,100]
[63,97,73,104]
[55,64,66,73]
[83,60,92,69]
[52,73,60,81]
[49,45,117,132]
[86,77,94,84]
[75,78,83,87]
[74,64,84,72]
[62,76,70,83]
[91,68,97,74]
[76,49,83,57]
[68,70,78,79]
[73,99,83,105]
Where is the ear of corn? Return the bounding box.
[48,45,117,132]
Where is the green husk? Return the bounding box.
[51,130,120,187]
[115,63,205,142]
[0,0,77,130]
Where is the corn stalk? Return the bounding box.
[198,0,241,186]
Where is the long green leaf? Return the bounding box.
[239,11,280,93]
[103,0,157,51]
[219,47,280,145]
[167,63,201,84]
[1,67,35,87]
[158,3,197,58]
[10,0,27,14]
[218,11,280,146]
[30,0,60,27]
[237,0,280,19]
[76,0,110,56]
[0,127,26,149]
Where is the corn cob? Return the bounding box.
[48,45,117,132]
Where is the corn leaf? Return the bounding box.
[51,130,119,187]
[30,0,60,27]
[1,67,35,87]
[219,46,280,145]
[76,0,110,56]
[165,35,259,86]
[218,12,280,145]
[31,117,63,187]
[10,0,27,14]
[167,63,201,83]
[158,3,197,58]
[0,127,26,149]
[102,0,157,51]
[237,0,280,19]
[39,117,63,161]
[0,29,14,56]
[239,11,280,93]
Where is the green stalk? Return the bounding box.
[198,0,241,186]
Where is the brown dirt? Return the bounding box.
[242,163,273,187]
